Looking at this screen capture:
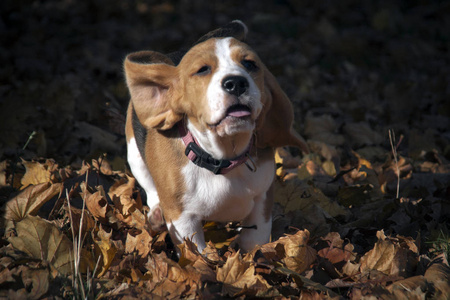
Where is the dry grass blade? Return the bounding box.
[388,129,400,199]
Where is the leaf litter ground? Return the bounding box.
[1,0,449,299]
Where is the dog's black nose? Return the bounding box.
[222,76,249,97]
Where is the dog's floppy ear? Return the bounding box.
[124,51,182,130]
[255,65,309,153]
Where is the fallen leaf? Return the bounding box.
[274,177,350,219]
[108,175,139,213]
[178,239,217,282]
[4,182,62,221]
[318,232,356,264]
[0,263,51,300]
[81,183,109,223]
[109,176,148,229]
[64,204,96,239]
[386,275,430,298]
[7,215,74,275]
[20,159,58,189]
[304,113,345,146]
[144,251,202,298]
[93,225,117,277]
[216,251,272,296]
[360,230,417,277]
[343,122,383,147]
[0,160,7,186]
[424,256,450,299]
[125,229,152,257]
[263,230,317,274]
[275,147,301,177]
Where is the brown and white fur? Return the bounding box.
[124,21,308,254]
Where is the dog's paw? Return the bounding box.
[147,205,166,232]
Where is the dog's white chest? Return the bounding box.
[181,157,274,222]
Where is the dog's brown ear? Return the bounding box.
[196,20,248,44]
[255,65,309,153]
[124,51,182,130]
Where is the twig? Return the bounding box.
[11,130,37,189]
[388,129,400,199]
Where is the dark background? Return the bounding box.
[0,0,449,166]
[1,2,450,296]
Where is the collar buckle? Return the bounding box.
[185,142,232,174]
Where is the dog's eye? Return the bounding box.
[241,59,258,72]
[195,65,211,75]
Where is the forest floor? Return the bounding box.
[1,0,449,298]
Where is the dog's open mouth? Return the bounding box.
[225,104,251,118]
[208,104,253,128]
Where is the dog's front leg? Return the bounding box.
[167,214,206,254]
[235,188,273,252]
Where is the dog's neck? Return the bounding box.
[179,119,255,175]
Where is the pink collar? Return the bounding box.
[178,121,255,175]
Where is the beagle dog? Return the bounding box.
[124,21,308,253]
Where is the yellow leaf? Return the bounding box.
[275,148,284,177]
[322,160,337,176]
[93,225,117,277]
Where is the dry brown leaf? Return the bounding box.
[92,157,115,176]
[203,241,223,263]
[81,183,109,223]
[178,239,217,282]
[386,275,430,298]
[7,215,74,275]
[299,289,329,299]
[342,261,361,278]
[263,230,317,274]
[4,182,62,221]
[283,233,317,274]
[298,159,330,180]
[108,175,139,213]
[0,264,50,300]
[144,251,201,298]
[343,122,383,147]
[93,225,117,277]
[304,113,345,146]
[125,229,152,257]
[216,251,272,296]
[20,159,58,189]
[424,258,450,299]
[318,232,357,264]
[177,238,202,267]
[274,177,350,219]
[109,176,147,229]
[0,160,7,186]
[65,205,96,239]
[360,230,417,277]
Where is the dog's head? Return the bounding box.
[124,21,308,158]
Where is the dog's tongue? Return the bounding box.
[227,105,251,118]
